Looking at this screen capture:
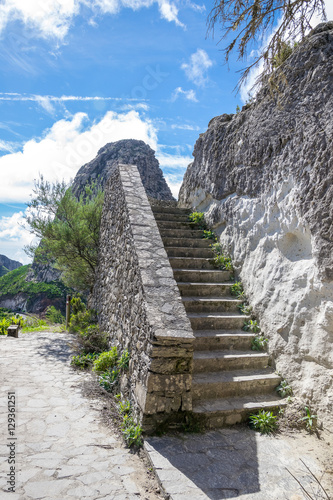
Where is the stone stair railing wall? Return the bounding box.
[92,162,194,433]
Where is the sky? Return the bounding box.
[0,0,330,264]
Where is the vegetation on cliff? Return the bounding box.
[0,265,67,299]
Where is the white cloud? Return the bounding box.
[0,211,35,264]
[157,0,185,28]
[181,49,214,86]
[171,87,198,102]
[0,0,185,40]
[171,123,200,131]
[0,110,157,203]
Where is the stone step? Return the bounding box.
[193,395,286,428]
[151,206,191,215]
[182,297,241,313]
[192,369,281,400]
[153,212,190,222]
[169,257,216,270]
[178,282,233,297]
[159,228,204,239]
[194,330,255,351]
[193,350,269,373]
[162,237,212,248]
[165,247,214,258]
[174,269,231,283]
[156,221,196,230]
[188,312,248,330]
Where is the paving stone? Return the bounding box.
[0,332,160,500]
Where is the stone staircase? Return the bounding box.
[151,202,285,429]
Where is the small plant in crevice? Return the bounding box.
[243,319,261,333]
[118,399,143,448]
[93,348,130,393]
[213,253,234,271]
[251,335,268,351]
[249,409,278,434]
[299,406,317,432]
[276,379,293,398]
[98,368,120,391]
[203,229,217,241]
[230,281,245,299]
[188,211,207,229]
[238,303,253,315]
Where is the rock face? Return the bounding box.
[179,23,333,428]
[72,139,174,201]
[0,254,22,272]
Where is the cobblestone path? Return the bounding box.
[0,331,161,500]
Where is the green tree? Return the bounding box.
[25,176,104,293]
[207,0,326,90]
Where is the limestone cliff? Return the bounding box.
[179,22,333,427]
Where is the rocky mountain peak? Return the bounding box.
[72,139,173,201]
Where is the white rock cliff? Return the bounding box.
[179,22,333,428]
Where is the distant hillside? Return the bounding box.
[0,255,22,276]
[0,265,70,313]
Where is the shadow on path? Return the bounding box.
[34,332,74,364]
[146,427,260,499]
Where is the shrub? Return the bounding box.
[69,309,95,333]
[299,406,317,432]
[77,325,109,354]
[231,281,244,299]
[203,230,216,240]
[0,318,10,335]
[276,379,293,397]
[98,369,120,391]
[251,335,268,351]
[93,347,118,372]
[249,410,278,434]
[71,352,98,369]
[213,253,233,271]
[46,306,65,324]
[188,212,207,229]
[243,319,260,333]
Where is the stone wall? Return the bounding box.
[179,23,333,429]
[93,162,194,432]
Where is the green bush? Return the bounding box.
[251,335,268,351]
[276,379,293,397]
[71,352,98,369]
[45,306,65,324]
[243,319,261,333]
[203,230,216,240]
[69,309,96,333]
[71,296,86,315]
[213,253,233,271]
[188,212,207,229]
[93,347,118,372]
[231,281,245,299]
[249,410,278,434]
[77,325,109,354]
[0,318,10,335]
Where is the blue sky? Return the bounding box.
[0,0,330,264]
